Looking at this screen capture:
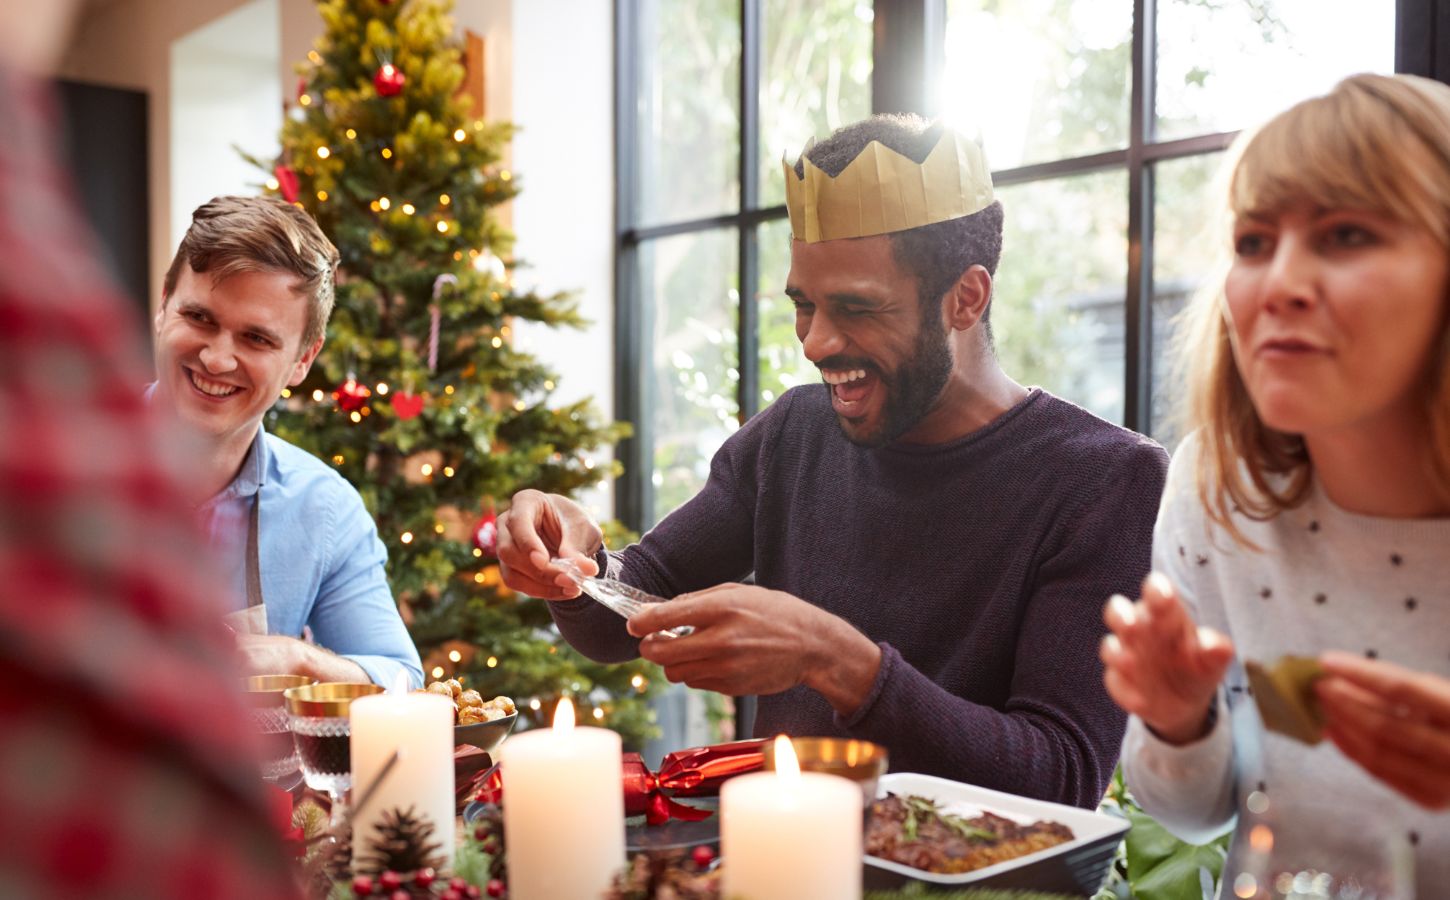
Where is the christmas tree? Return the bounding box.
[252,0,660,746]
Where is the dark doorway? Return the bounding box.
[56,79,150,317]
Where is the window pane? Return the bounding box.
[1150,152,1226,447]
[941,0,1131,170]
[993,171,1128,423]
[756,217,817,407]
[641,230,740,525]
[1156,0,1393,141]
[633,0,741,226]
[759,0,873,208]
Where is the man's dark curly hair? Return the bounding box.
[797,114,1004,342]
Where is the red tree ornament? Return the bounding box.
[334,377,371,412]
[295,76,308,102]
[273,164,300,203]
[391,391,424,421]
[374,63,406,97]
[473,508,498,558]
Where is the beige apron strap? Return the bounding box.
[245,495,264,609]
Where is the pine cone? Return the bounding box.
[356,805,447,877]
[321,829,354,883]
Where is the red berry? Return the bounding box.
[486,879,505,898]
[391,892,410,900]
[441,891,463,900]
[467,886,483,899]
[474,826,488,841]
[415,867,437,887]
[450,877,469,891]
[379,871,403,891]
[481,837,499,855]
[351,874,375,896]
[691,844,716,868]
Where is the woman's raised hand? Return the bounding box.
[1101,572,1237,744]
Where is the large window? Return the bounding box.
[616,0,873,528]
[618,0,1402,530]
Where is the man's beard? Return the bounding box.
[840,315,953,448]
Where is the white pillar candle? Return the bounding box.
[500,699,624,900]
[721,735,862,900]
[350,691,456,868]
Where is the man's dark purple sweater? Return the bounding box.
[551,385,1167,808]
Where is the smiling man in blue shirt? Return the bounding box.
[150,195,422,689]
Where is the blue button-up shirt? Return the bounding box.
[199,424,423,689]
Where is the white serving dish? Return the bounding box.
[863,772,1130,895]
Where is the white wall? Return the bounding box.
[170,0,281,250]
[60,0,262,306]
[507,0,615,519]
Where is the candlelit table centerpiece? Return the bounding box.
[498,698,625,900]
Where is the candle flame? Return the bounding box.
[774,734,799,781]
[388,670,411,696]
[553,698,575,733]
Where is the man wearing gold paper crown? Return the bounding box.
[499,115,1167,807]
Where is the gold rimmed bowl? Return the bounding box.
[282,681,384,717]
[246,674,316,787]
[763,737,889,807]
[283,682,385,817]
[246,673,315,707]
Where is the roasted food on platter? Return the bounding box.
[415,681,515,725]
[865,793,1073,875]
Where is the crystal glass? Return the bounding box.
[1148,150,1227,446]
[631,0,740,227]
[942,0,1131,171]
[1155,0,1393,142]
[284,682,384,825]
[756,216,817,411]
[246,674,314,790]
[758,0,872,207]
[993,169,1129,424]
[1225,792,1414,900]
[640,228,739,525]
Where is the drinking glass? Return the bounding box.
[246,674,314,790]
[1224,791,1414,900]
[284,682,384,825]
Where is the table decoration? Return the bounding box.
[467,738,767,826]
[351,689,456,869]
[499,698,624,900]
[248,673,315,788]
[599,846,1081,900]
[285,682,385,826]
[720,734,863,900]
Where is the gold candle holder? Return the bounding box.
[762,737,889,807]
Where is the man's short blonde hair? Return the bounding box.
[1177,73,1450,544]
[163,196,340,350]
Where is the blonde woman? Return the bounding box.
[1101,73,1450,892]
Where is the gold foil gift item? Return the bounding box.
[763,736,888,806]
[783,129,995,243]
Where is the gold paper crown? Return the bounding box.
[782,129,994,243]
